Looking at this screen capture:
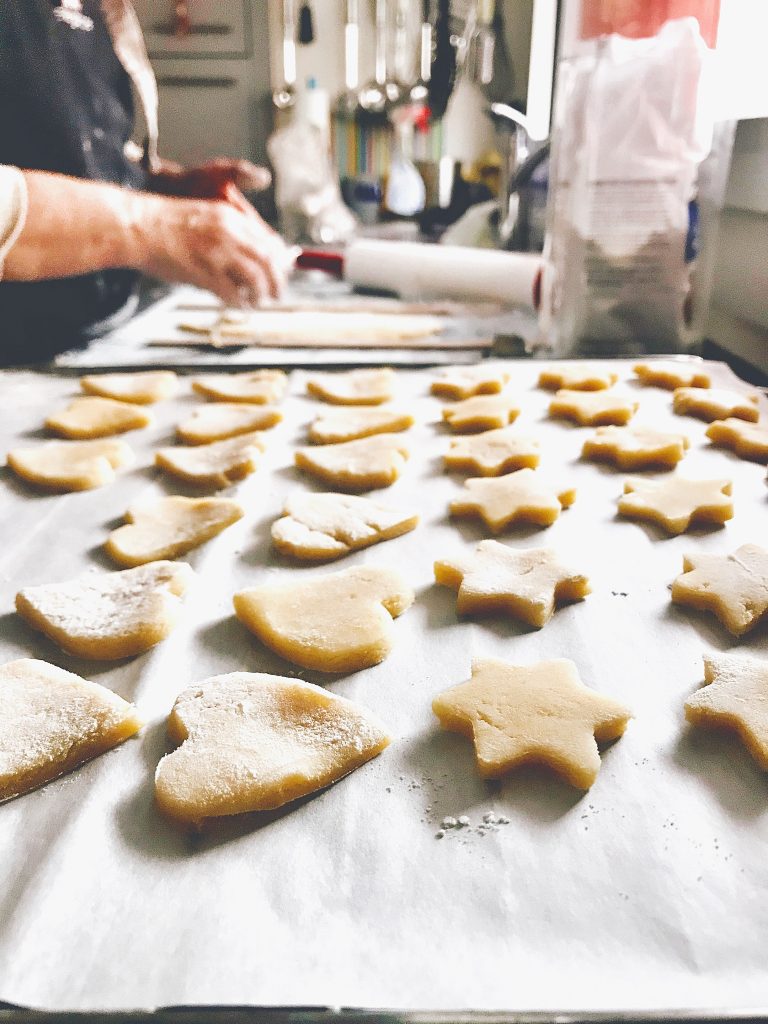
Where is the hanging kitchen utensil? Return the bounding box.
[273,0,297,109]
[428,0,456,119]
[297,0,314,45]
[336,0,360,115]
[466,0,495,88]
[358,0,389,114]
[409,0,432,104]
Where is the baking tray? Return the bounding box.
[1,361,767,1016]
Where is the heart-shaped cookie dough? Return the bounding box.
[0,658,142,802]
[105,496,244,567]
[192,370,288,405]
[307,368,394,405]
[154,671,390,823]
[80,371,178,404]
[16,561,195,659]
[234,565,414,672]
[7,438,134,491]
[46,396,152,439]
[295,434,409,491]
[308,407,414,444]
[176,403,281,444]
[156,432,265,488]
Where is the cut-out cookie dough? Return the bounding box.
[272,492,418,561]
[450,468,576,533]
[432,657,631,788]
[156,432,264,488]
[16,561,194,660]
[549,389,638,426]
[435,541,590,628]
[306,368,394,405]
[45,397,152,439]
[582,426,690,470]
[673,387,760,423]
[442,394,521,433]
[685,654,768,769]
[81,371,178,404]
[538,365,618,391]
[671,544,768,636]
[706,418,768,463]
[431,365,510,400]
[155,672,390,823]
[444,428,540,476]
[308,407,414,444]
[295,434,409,492]
[176,403,281,444]
[7,438,134,491]
[618,475,733,535]
[633,361,711,390]
[105,496,244,567]
[192,370,287,405]
[0,658,142,803]
[234,566,414,673]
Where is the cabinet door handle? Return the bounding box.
[155,76,238,88]
[151,21,232,36]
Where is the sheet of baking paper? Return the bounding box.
[0,360,767,1013]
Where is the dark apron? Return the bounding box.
[0,0,147,364]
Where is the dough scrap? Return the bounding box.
[618,475,733,535]
[706,418,768,463]
[80,371,178,404]
[0,658,142,803]
[46,396,152,439]
[685,654,768,769]
[7,438,134,491]
[673,387,760,423]
[549,389,638,426]
[105,496,244,567]
[308,407,414,444]
[432,657,631,788]
[272,492,418,561]
[16,561,194,660]
[295,434,409,491]
[633,361,711,390]
[176,403,281,444]
[582,426,690,470]
[156,432,264,488]
[450,468,576,533]
[538,365,618,391]
[442,395,521,433]
[435,541,590,627]
[306,368,394,405]
[234,565,414,673]
[671,544,768,636]
[444,427,540,476]
[192,370,287,404]
[431,366,510,400]
[155,672,390,823]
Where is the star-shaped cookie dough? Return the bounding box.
[549,390,638,426]
[673,387,760,423]
[538,365,618,391]
[706,418,768,464]
[618,475,733,535]
[444,428,540,476]
[671,544,768,636]
[435,541,590,627]
[450,469,576,533]
[582,426,689,470]
[442,395,521,433]
[633,361,711,390]
[431,365,510,400]
[432,658,632,788]
[685,654,768,769]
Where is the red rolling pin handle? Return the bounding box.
[295,249,345,278]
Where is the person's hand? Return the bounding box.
[132,191,295,307]
[148,157,271,200]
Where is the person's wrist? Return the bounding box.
[119,190,165,273]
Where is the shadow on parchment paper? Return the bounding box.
[114,716,334,858]
[610,509,729,543]
[439,511,549,547]
[661,601,736,653]
[0,465,66,501]
[402,729,584,826]
[417,581,537,640]
[672,724,768,821]
[237,511,285,569]
[16,426,49,441]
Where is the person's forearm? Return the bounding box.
[3,170,154,281]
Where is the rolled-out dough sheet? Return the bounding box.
[1,361,767,1014]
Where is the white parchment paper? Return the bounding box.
[0,360,767,1013]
